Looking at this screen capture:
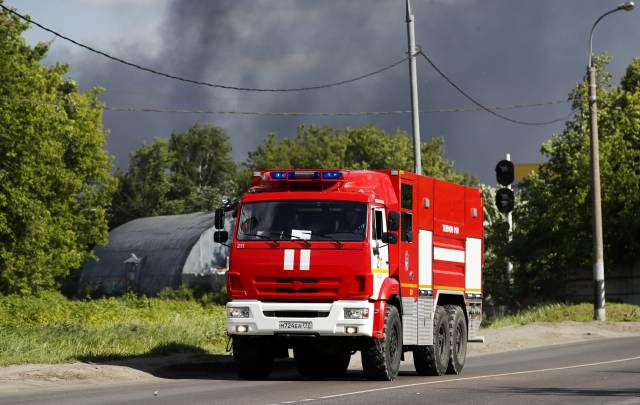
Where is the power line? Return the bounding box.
[1,4,576,124]
[6,97,569,117]
[418,51,576,126]
[103,100,568,116]
[0,4,407,93]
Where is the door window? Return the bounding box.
[401,184,413,210]
[372,209,384,240]
[401,212,413,242]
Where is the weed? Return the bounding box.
[483,302,640,328]
[0,292,227,366]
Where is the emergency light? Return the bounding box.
[270,171,287,180]
[322,171,343,180]
[267,170,344,181]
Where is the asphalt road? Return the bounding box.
[2,337,639,405]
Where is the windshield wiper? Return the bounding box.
[240,233,280,246]
[289,234,312,248]
[312,233,344,248]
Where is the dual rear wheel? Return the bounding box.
[413,304,467,376]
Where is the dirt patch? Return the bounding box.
[467,321,640,357]
[0,321,638,393]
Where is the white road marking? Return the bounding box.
[608,399,640,405]
[273,355,640,404]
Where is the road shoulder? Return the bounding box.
[1,321,639,394]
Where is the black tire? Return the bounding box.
[445,305,467,375]
[361,305,402,381]
[295,347,350,378]
[233,336,273,380]
[413,305,450,376]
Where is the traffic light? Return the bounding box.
[495,160,515,214]
[495,188,514,214]
[495,160,514,186]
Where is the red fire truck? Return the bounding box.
[213,169,483,380]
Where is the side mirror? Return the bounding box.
[214,208,225,229]
[387,211,400,231]
[381,232,397,244]
[213,230,228,243]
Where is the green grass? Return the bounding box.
[485,302,640,329]
[2,294,638,366]
[0,291,227,366]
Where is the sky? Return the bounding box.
[7,0,640,184]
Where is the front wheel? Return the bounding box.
[233,336,273,380]
[361,304,402,381]
[295,347,350,378]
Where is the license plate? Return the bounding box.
[279,321,312,330]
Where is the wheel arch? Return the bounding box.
[377,277,400,301]
[435,292,468,326]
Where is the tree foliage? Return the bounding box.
[240,125,476,191]
[481,185,514,306]
[110,123,236,227]
[509,55,640,302]
[0,4,116,294]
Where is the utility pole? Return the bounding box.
[588,63,606,321]
[585,2,635,321]
[406,0,422,175]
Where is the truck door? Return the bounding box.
[399,178,418,345]
[370,207,389,298]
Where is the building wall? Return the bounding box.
[181,215,233,291]
[80,212,219,296]
[565,262,640,305]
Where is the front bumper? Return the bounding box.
[226,300,374,337]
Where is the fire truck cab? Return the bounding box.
[214,169,483,380]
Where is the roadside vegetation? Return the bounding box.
[484,303,640,328]
[0,291,227,366]
[2,294,638,366]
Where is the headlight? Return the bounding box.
[344,308,369,319]
[227,307,251,318]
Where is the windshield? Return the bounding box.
[237,200,367,242]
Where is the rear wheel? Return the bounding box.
[233,336,273,380]
[445,305,467,375]
[413,305,450,376]
[361,305,402,381]
[295,347,350,378]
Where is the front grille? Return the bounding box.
[254,277,341,299]
[263,310,330,318]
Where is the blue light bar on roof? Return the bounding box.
[322,171,343,180]
[270,171,287,180]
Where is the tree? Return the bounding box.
[0,4,116,294]
[509,55,640,302]
[481,185,514,307]
[110,124,236,227]
[109,140,172,226]
[240,125,476,191]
